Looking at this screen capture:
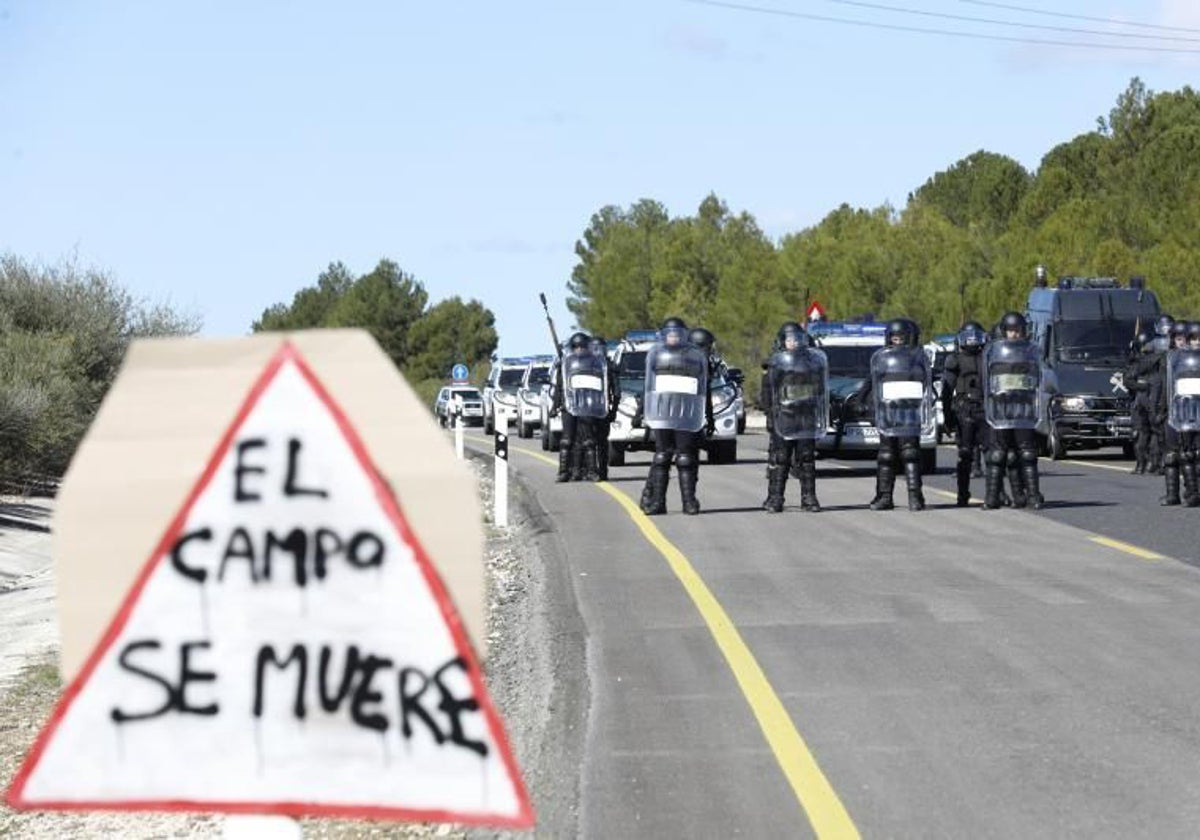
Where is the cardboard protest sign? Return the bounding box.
[6,332,533,828]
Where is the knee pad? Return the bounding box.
[877,446,896,467]
[1006,449,1020,468]
[676,452,697,470]
[1164,450,1181,467]
[560,435,574,451]
[769,447,791,468]
[1020,446,1038,466]
[900,441,920,464]
[652,450,674,467]
[987,448,1007,467]
[797,442,816,465]
[957,446,973,463]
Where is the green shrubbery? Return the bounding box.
[0,255,199,489]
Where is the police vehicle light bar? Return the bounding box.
[624,329,660,343]
[807,321,888,337]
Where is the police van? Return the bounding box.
[483,356,535,434]
[809,321,938,473]
[608,329,741,466]
[1025,275,1160,459]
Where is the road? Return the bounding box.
[470,429,1200,838]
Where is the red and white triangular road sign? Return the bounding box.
[806,300,826,322]
[7,343,533,828]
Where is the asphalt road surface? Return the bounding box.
[470,430,1200,838]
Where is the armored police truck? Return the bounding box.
[1025,275,1161,459]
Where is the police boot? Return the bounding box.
[1161,454,1181,506]
[904,460,925,512]
[763,464,787,513]
[1149,440,1163,475]
[678,457,701,516]
[1183,459,1200,507]
[596,439,609,481]
[1007,454,1028,509]
[556,443,573,483]
[1132,442,1146,475]
[869,464,895,511]
[955,456,972,506]
[982,462,1005,510]
[799,461,821,513]
[640,464,669,515]
[581,442,601,482]
[1022,461,1045,510]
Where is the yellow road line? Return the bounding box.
[469,434,859,838]
[1089,536,1165,561]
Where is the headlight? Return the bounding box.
[617,393,639,417]
[712,385,736,415]
[1056,395,1087,413]
[494,391,517,406]
[521,391,540,405]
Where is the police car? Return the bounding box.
[608,329,740,466]
[810,321,938,473]
[516,355,555,438]
[483,356,533,434]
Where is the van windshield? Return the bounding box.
[498,369,524,389]
[1055,320,1139,364]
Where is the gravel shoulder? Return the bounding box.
[0,454,586,838]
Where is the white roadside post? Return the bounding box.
[453,397,465,460]
[495,416,509,528]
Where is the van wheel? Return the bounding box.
[485,416,493,435]
[608,443,625,467]
[708,440,737,464]
[518,417,532,439]
[1048,424,1067,460]
[541,426,551,451]
[550,432,562,452]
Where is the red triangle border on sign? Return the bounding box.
[5,342,535,829]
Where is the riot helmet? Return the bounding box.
[1132,329,1154,354]
[589,335,608,356]
[885,318,918,347]
[659,316,688,347]
[689,327,715,354]
[957,321,986,353]
[1188,322,1200,348]
[1171,321,1188,349]
[568,331,591,353]
[1034,263,1048,287]
[1155,314,1176,337]
[777,321,806,351]
[1000,311,1027,340]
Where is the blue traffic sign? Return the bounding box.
[451,363,469,382]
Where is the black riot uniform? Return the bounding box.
[941,321,988,506]
[983,312,1044,510]
[1126,329,1158,474]
[761,322,826,513]
[1181,322,1200,505]
[588,335,622,481]
[689,327,720,439]
[639,318,711,515]
[552,332,598,482]
[1156,322,1194,505]
[867,318,928,512]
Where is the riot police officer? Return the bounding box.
[983,312,1044,510]
[1157,321,1194,505]
[941,321,988,506]
[639,317,710,515]
[689,327,721,437]
[588,335,622,481]
[761,321,828,513]
[867,318,930,512]
[552,331,607,482]
[1126,328,1157,474]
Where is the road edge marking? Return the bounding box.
[466,434,859,837]
[1089,535,1164,561]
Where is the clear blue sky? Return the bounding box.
[3,1,1199,361]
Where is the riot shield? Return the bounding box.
[563,351,608,419]
[1168,348,1200,432]
[871,346,930,438]
[643,343,708,431]
[983,339,1041,430]
[768,348,829,440]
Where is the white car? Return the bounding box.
[516,356,554,439]
[810,322,938,473]
[608,331,739,466]
[538,357,564,451]
[432,385,484,427]
[483,357,529,434]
